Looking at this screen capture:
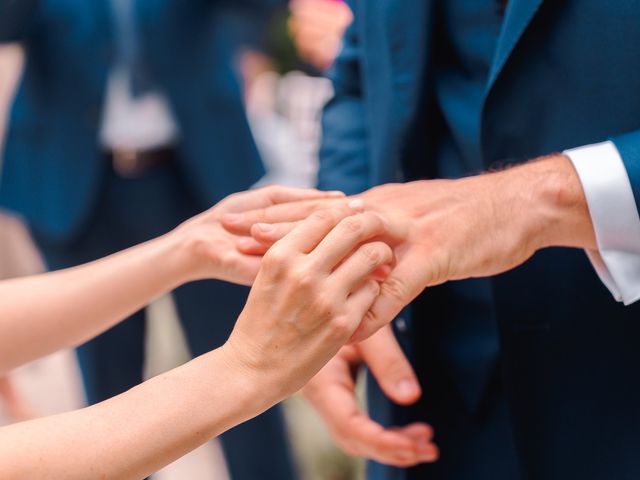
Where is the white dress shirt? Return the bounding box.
[99,0,179,151]
[565,141,640,305]
[99,67,179,151]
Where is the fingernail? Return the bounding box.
[349,199,365,211]
[327,190,346,197]
[256,223,274,233]
[223,213,244,223]
[396,379,418,398]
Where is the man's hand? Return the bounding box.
[303,326,438,467]
[171,185,344,286]
[228,155,595,340]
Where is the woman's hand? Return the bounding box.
[169,185,345,286]
[221,207,394,408]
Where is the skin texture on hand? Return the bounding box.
[0,191,394,479]
[0,186,345,375]
[172,185,345,286]
[223,206,395,402]
[227,154,595,341]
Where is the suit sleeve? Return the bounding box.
[0,0,39,43]
[317,2,371,195]
[612,130,640,211]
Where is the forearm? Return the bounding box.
[498,154,597,251]
[0,347,271,480]
[0,233,193,374]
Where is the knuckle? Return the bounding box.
[339,216,364,234]
[364,211,384,229]
[313,292,334,315]
[359,244,384,265]
[253,207,268,223]
[329,315,352,339]
[381,276,408,303]
[264,246,289,269]
[291,266,315,290]
[311,209,335,222]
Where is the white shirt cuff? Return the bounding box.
[565,141,640,305]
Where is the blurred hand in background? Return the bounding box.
[289,0,353,71]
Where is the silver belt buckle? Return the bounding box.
[113,149,142,178]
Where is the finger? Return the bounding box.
[219,185,343,214]
[305,351,436,467]
[249,221,300,248]
[400,423,439,461]
[236,237,270,256]
[358,326,422,405]
[333,242,393,294]
[312,376,430,466]
[262,185,345,205]
[221,197,350,235]
[272,206,355,254]
[350,253,426,343]
[345,281,380,328]
[389,423,439,464]
[309,212,390,272]
[344,417,436,466]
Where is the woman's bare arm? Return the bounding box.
[0,186,343,375]
[0,207,398,480]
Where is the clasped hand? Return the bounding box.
[220,155,594,467]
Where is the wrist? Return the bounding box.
[505,154,596,251]
[164,220,224,283]
[217,340,286,416]
[152,231,202,286]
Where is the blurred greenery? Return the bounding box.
[265,8,321,76]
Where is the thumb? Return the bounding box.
[350,250,425,342]
[357,326,421,405]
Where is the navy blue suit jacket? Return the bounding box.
[319,1,640,478]
[0,0,279,242]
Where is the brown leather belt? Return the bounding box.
[107,146,176,178]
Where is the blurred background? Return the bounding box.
[0,1,362,479]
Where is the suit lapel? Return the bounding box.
[486,0,544,95]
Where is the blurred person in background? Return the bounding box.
[238,0,351,190]
[0,1,297,478]
[288,0,353,73]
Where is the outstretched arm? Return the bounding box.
[0,186,341,375]
[0,201,411,479]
